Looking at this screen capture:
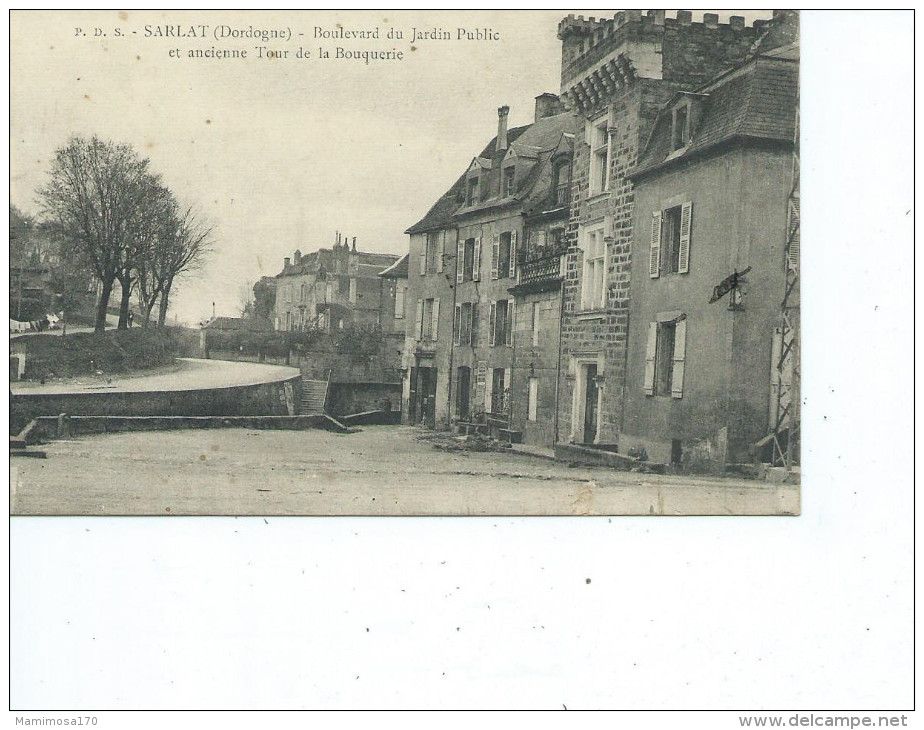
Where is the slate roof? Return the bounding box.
[406,111,579,233]
[378,252,409,279]
[631,49,798,180]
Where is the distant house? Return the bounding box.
[272,234,400,334]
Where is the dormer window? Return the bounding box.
[502,167,516,198]
[672,105,690,151]
[467,177,479,207]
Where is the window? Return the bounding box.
[644,317,687,398]
[552,162,571,206]
[580,225,607,310]
[416,297,440,341]
[421,231,443,275]
[502,167,516,198]
[672,105,689,151]
[456,237,481,283]
[489,299,513,346]
[527,378,539,421]
[489,367,508,415]
[531,301,541,346]
[589,117,610,195]
[453,302,476,346]
[492,231,516,279]
[349,278,357,303]
[394,284,405,319]
[649,202,692,278]
[467,177,479,206]
[300,284,307,302]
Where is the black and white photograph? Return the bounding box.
[8,8,913,718]
[10,9,800,516]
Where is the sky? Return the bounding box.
[10,10,772,325]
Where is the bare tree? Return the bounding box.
[134,203,212,328]
[38,136,159,333]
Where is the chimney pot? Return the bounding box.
[497,105,510,152]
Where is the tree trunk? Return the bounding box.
[117,276,133,329]
[94,278,114,333]
[158,284,171,327]
[141,293,158,329]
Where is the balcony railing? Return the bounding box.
[518,255,563,285]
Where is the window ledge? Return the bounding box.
[585,192,610,203]
[573,308,608,321]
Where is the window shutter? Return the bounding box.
[678,201,692,274]
[437,231,445,273]
[473,237,482,281]
[415,299,423,340]
[491,233,500,280]
[419,242,427,275]
[509,231,518,278]
[485,377,493,413]
[506,300,514,346]
[489,302,497,347]
[649,211,662,278]
[456,238,465,284]
[453,305,461,346]
[644,322,657,395]
[788,197,800,271]
[671,318,686,398]
[469,302,477,346]
[432,298,440,340]
[504,367,512,413]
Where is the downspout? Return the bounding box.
[553,252,565,445]
[446,227,459,428]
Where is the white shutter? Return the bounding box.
[678,201,692,274]
[456,238,465,284]
[504,367,512,413]
[453,305,462,346]
[437,230,445,273]
[509,231,518,278]
[485,376,493,413]
[491,233,500,280]
[649,211,662,278]
[419,239,427,275]
[469,302,477,346]
[489,302,497,347]
[671,318,686,398]
[644,322,657,395]
[505,300,514,346]
[415,299,423,340]
[788,197,800,271]
[432,297,440,340]
[473,237,482,281]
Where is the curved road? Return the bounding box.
[9,358,301,395]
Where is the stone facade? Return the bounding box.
[555,10,767,445]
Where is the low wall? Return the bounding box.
[326,381,402,417]
[10,375,300,432]
[26,413,350,440]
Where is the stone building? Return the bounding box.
[553,10,791,446]
[620,43,798,467]
[273,233,400,334]
[402,95,577,434]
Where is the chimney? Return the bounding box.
[352,237,357,252]
[534,93,562,122]
[294,249,302,264]
[284,257,291,268]
[496,105,509,151]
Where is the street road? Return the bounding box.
[10,425,799,516]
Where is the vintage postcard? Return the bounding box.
[9,10,800,516]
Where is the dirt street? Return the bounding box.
[10,425,799,516]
